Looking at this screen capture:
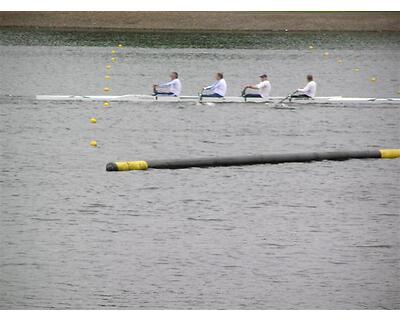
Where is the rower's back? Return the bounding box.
[306,80,317,98]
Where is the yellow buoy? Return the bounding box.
[111,50,116,54]
[90,118,97,124]
[90,140,97,147]
[104,87,110,92]
[337,59,343,64]
[103,101,110,107]
[111,57,116,62]
[118,44,123,48]
[105,75,111,80]
[354,68,360,72]
[323,52,329,56]
[397,90,400,95]
[106,65,111,69]
[308,45,314,50]
[370,77,377,82]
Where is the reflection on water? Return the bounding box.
[1,28,400,49]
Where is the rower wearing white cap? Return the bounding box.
[242,74,271,98]
[201,73,227,98]
[292,74,317,98]
[153,71,182,96]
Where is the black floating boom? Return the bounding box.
[106,149,400,171]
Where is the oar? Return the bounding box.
[273,90,298,107]
[241,87,247,101]
[198,88,205,102]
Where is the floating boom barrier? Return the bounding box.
[106,149,400,171]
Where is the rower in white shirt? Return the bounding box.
[292,74,317,98]
[242,74,271,98]
[153,71,182,96]
[201,73,227,98]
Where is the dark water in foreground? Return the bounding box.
[0,30,399,309]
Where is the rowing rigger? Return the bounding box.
[35,94,400,104]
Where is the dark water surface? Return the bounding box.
[1,29,400,49]
[0,30,399,309]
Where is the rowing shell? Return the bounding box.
[35,94,400,104]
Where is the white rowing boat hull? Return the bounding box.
[35,94,400,104]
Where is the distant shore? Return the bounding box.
[0,12,400,32]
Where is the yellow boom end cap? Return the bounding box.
[115,161,148,171]
[380,149,400,159]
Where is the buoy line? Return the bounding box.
[90,43,123,147]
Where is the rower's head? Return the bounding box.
[260,74,268,80]
[216,72,223,80]
[170,72,178,80]
[307,74,313,82]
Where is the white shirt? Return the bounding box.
[159,78,182,96]
[255,80,271,98]
[205,79,227,96]
[298,80,317,98]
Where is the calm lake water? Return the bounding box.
[0,29,399,309]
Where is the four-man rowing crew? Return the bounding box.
[153,72,316,101]
[35,95,400,104]
[36,71,400,105]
